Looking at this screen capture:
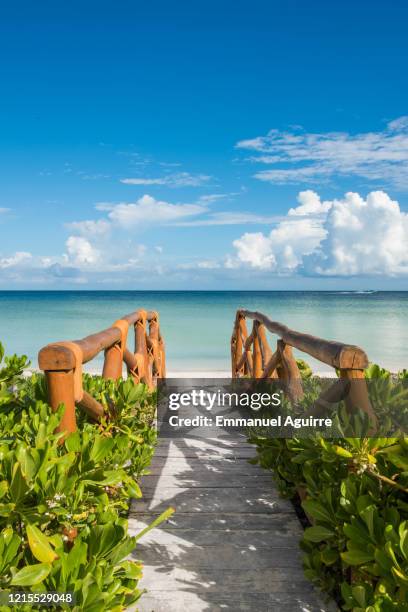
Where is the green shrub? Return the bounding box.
[248,364,408,611]
[0,343,172,611]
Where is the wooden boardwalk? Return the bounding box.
[128,429,335,612]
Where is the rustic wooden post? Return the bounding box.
[261,350,280,379]
[159,335,166,378]
[45,370,76,434]
[102,344,122,380]
[231,313,244,376]
[339,369,377,427]
[252,321,263,378]
[38,343,79,435]
[230,321,237,377]
[134,310,152,387]
[149,312,160,381]
[237,315,253,377]
[277,339,304,403]
[102,319,128,380]
[256,323,272,369]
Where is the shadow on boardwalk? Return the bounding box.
[128,423,336,612]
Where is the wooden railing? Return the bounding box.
[38,309,165,435]
[231,309,376,423]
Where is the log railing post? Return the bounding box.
[252,321,263,378]
[102,344,123,380]
[38,343,79,435]
[256,323,272,370]
[238,315,249,375]
[45,370,76,435]
[277,340,304,403]
[102,319,128,380]
[339,369,377,427]
[148,312,161,381]
[134,310,152,387]
[231,312,244,376]
[159,334,166,378]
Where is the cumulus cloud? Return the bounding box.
[65,236,100,265]
[232,233,276,269]
[307,191,408,276]
[236,117,408,188]
[120,172,211,188]
[231,190,408,276]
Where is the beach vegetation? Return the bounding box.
[248,363,408,611]
[0,342,172,611]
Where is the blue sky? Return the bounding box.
[1,0,408,289]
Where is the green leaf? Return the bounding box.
[10,464,29,503]
[391,566,408,584]
[321,548,338,565]
[16,446,37,481]
[303,526,335,543]
[134,507,176,542]
[65,431,81,453]
[332,445,353,458]
[27,524,58,563]
[35,423,48,448]
[341,549,374,565]
[351,585,366,607]
[360,505,375,538]
[0,481,8,499]
[11,562,51,586]
[302,500,333,524]
[90,436,115,463]
[401,530,408,561]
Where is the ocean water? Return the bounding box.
[0,291,407,373]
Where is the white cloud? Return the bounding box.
[307,191,408,276]
[66,219,110,236]
[0,251,32,269]
[107,194,207,226]
[236,117,408,188]
[233,233,276,270]
[288,190,331,216]
[0,208,11,214]
[231,190,408,276]
[175,211,282,227]
[66,236,100,265]
[197,193,239,204]
[120,172,211,188]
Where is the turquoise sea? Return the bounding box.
[0,291,406,373]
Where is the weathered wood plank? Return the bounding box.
[130,525,303,547]
[134,591,333,612]
[130,430,335,611]
[139,473,274,488]
[129,511,299,531]
[143,456,260,473]
[135,486,289,514]
[133,566,312,592]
